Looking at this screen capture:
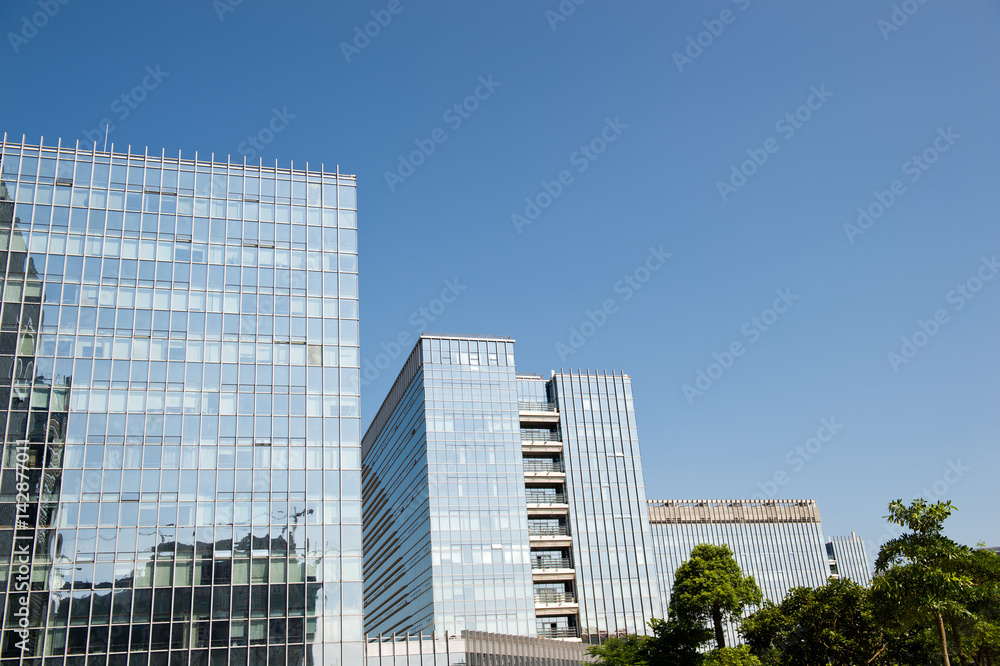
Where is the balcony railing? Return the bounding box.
[537,627,578,639]
[534,591,576,604]
[523,460,564,473]
[519,401,557,413]
[531,557,573,570]
[529,524,569,537]
[526,492,566,504]
[521,428,562,442]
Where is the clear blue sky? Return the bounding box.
[3,0,998,555]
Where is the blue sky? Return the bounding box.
[3,0,999,554]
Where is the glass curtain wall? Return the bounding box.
[0,138,361,666]
[551,371,661,642]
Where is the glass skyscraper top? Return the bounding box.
[0,137,362,666]
[362,335,661,643]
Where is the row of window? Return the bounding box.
[2,155,355,204]
[0,644,365,666]
[5,187,353,222]
[5,225,357,262]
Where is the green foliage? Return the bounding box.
[742,577,888,665]
[645,617,708,666]
[952,547,1000,665]
[586,633,650,666]
[702,645,761,666]
[873,499,976,665]
[592,501,999,666]
[669,544,763,649]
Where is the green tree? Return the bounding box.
[741,577,890,665]
[703,645,762,666]
[669,544,763,650]
[645,616,708,666]
[586,633,650,666]
[873,499,975,666]
[952,547,1000,666]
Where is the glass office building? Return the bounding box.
[0,136,362,666]
[362,335,661,643]
[362,336,535,638]
[647,498,832,646]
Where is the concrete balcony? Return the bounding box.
[525,492,569,514]
[536,627,580,640]
[523,460,566,484]
[519,402,561,426]
[527,504,569,516]
[529,525,572,548]
[522,441,563,455]
[535,595,580,616]
[530,533,572,548]
[531,558,575,583]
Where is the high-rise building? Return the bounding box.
[826,532,872,586]
[647,498,832,646]
[362,335,535,639]
[0,136,362,665]
[362,335,661,642]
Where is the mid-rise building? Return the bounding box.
[647,499,833,645]
[362,334,661,642]
[0,136,362,665]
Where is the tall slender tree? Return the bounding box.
[873,499,975,666]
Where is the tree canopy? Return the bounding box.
[589,500,999,666]
[669,543,763,650]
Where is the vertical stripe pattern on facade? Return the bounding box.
[554,371,662,640]
[826,533,872,586]
[647,499,831,646]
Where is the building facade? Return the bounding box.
[826,533,872,586]
[362,335,661,642]
[0,137,361,665]
[529,371,661,640]
[647,499,832,645]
